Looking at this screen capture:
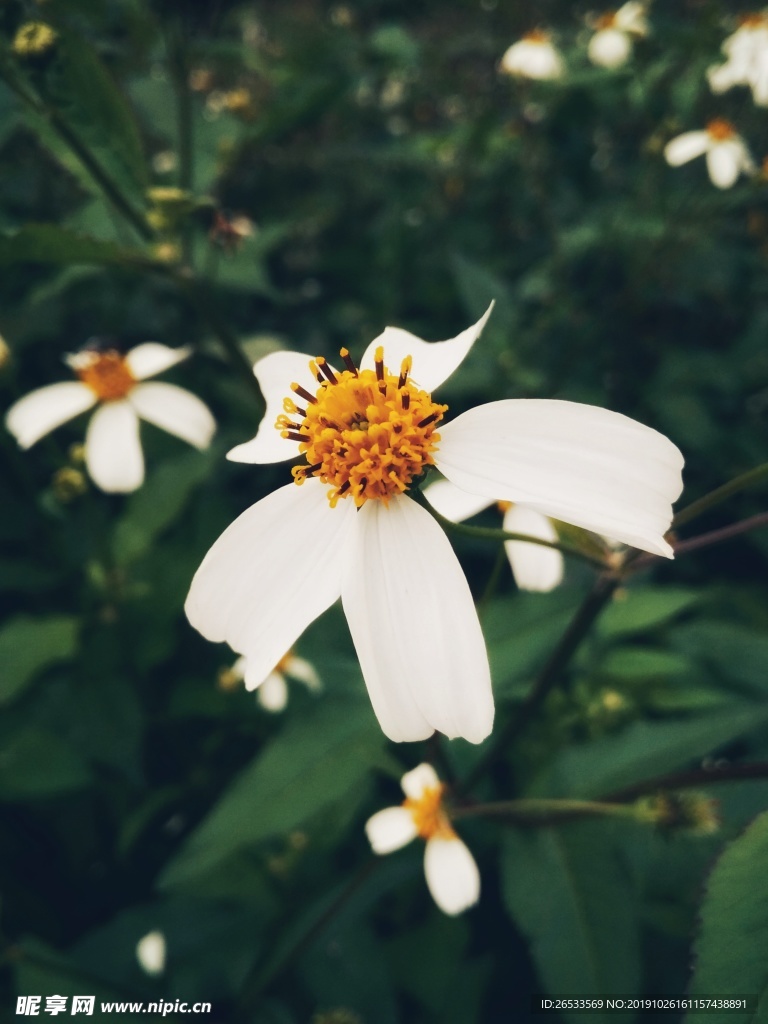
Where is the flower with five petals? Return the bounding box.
[5,342,216,492]
[664,119,756,189]
[221,651,321,712]
[365,763,480,916]
[185,306,683,745]
[708,14,768,107]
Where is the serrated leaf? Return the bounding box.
[687,811,768,1024]
[502,823,640,1022]
[598,587,699,638]
[0,224,142,267]
[0,615,78,705]
[530,704,768,798]
[159,696,384,887]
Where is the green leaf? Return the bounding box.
[502,823,640,1022]
[0,224,142,267]
[672,621,768,696]
[48,29,148,202]
[113,449,218,564]
[0,615,78,705]
[0,729,90,798]
[686,811,768,1024]
[531,704,768,799]
[159,696,384,887]
[599,647,692,680]
[597,587,699,638]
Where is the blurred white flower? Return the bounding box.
[136,930,166,976]
[5,342,215,493]
[423,479,564,592]
[500,30,564,80]
[365,763,480,916]
[664,119,756,189]
[185,306,683,744]
[224,651,321,712]
[708,14,768,106]
[588,2,649,68]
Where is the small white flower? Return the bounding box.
[664,119,756,189]
[365,763,480,916]
[185,306,683,744]
[708,14,768,107]
[136,930,166,976]
[424,479,563,592]
[588,3,649,69]
[226,651,321,712]
[5,342,216,493]
[500,30,564,81]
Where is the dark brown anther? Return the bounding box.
[375,360,384,382]
[340,348,359,376]
[316,357,338,385]
[305,461,323,474]
[398,370,408,388]
[402,392,410,410]
[338,480,351,495]
[285,431,311,443]
[292,383,318,405]
[417,413,438,428]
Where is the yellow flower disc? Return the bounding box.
[71,350,136,401]
[403,784,456,841]
[279,347,447,507]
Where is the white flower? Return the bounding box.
[185,305,683,744]
[365,763,480,916]
[5,342,216,493]
[664,119,756,189]
[423,479,564,592]
[226,651,321,712]
[588,2,649,69]
[136,930,166,976]
[708,14,768,107]
[500,30,564,80]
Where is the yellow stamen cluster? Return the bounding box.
[403,784,456,841]
[279,347,447,508]
[707,118,736,141]
[739,13,768,28]
[595,12,618,30]
[70,350,136,402]
[523,29,550,42]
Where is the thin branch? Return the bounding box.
[453,798,640,826]
[673,461,768,528]
[630,510,768,573]
[601,761,768,804]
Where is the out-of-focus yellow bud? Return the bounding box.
[52,466,88,502]
[13,21,57,57]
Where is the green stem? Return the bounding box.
[419,495,609,570]
[461,572,620,793]
[672,461,768,528]
[601,761,768,803]
[453,798,643,825]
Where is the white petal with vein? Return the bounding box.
[366,807,418,854]
[6,382,96,449]
[423,477,493,523]
[502,504,564,592]
[129,382,215,450]
[437,399,683,557]
[360,304,494,393]
[227,350,317,464]
[85,400,144,493]
[342,494,494,743]
[185,480,354,686]
[424,836,480,915]
[125,342,191,381]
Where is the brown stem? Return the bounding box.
[601,761,768,803]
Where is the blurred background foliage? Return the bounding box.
[1,0,768,1021]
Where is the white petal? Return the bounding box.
[5,381,95,449]
[136,931,166,976]
[360,304,494,394]
[437,399,684,558]
[615,1,648,34]
[226,350,318,464]
[588,29,632,68]
[500,40,563,79]
[129,382,215,450]
[185,479,355,686]
[422,477,493,523]
[706,141,742,189]
[664,131,710,167]
[284,654,321,692]
[124,342,191,381]
[365,807,418,854]
[424,836,480,916]
[255,671,289,711]
[231,655,247,681]
[707,61,741,94]
[401,763,441,800]
[502,505,564,593]
[85,400,144,493]
[342,494,494,743]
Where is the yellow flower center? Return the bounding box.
[274,650,294,674]
[496,500,512,514]
[71,350,136,401]
[523,29,550,43]
[707,118,736,141]
[278,347,447,508]
[739,13,768,28]
[595,12,618,30]
[403,784,456,840]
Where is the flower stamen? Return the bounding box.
[404,784,456,840]
[67,350,136,402]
